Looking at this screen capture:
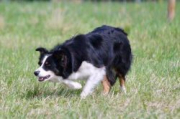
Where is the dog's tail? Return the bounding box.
[106,68,117,86]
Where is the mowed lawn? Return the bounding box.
[0,1,180,118]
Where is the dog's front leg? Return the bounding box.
[80,71,105,99]
[63,80,82,90]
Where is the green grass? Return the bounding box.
[0,1,180,118]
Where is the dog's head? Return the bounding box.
[34,47,69,82]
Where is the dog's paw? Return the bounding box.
[102,91,109,96]
[80,92,88,99]
[71,82,82,89]
[120,86,126,94]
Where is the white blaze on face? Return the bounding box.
[35,55,56,82]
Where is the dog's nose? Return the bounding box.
[34,71,40,76]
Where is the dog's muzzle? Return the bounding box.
[34,71,40,76]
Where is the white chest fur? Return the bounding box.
[52,61,106,98]
[67,61,105,80]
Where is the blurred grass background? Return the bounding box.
[0,1,179,118]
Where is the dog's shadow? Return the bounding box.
[21,83,122,100]
[22,85,82,99]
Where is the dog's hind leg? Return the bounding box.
[118,74,126,94]
[102,75,111,95]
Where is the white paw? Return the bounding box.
[120,86,126,94]
[102,91,109,96]
[72,82,82,89]
[80,92,88,99]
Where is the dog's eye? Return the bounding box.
[45,62,51,66]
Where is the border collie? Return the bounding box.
[34,25,132,98]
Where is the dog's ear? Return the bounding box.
[52,50,67,68]
[36,47,48,55]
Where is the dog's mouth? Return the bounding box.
[38,75,50,82]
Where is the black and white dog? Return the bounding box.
[34,25,132,98]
